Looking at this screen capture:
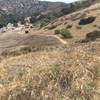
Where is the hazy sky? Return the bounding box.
[41,0,80,3]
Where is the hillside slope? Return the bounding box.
[0,1,100,100]
[0,0,98,27]
[0,38,100,100]
[0,0,66,17]
[38,2,100,42]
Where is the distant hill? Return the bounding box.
[0,0,67,17]
[0,0,100,27]
[0,0,68,27]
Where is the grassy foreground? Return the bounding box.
[0,40,100,100]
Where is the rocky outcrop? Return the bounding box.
[79,16,96,25]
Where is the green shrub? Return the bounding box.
[61,7,75,15]
[66,24,72,29]
[60,29,72,38]
[55,29,72,38]
[30,16,37,23]
[55,29,61,34]
[40,22,46,28]
[48,25,56,30]
[76,26,82,30]
[52,64,60,74]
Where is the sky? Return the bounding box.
[41,0,80,3]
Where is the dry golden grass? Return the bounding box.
[0,39,100,100]
[0,3,100,100]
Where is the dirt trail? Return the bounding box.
[34,34,67,44]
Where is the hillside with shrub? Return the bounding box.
[0,0,100,100]
[0,0,99,28]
